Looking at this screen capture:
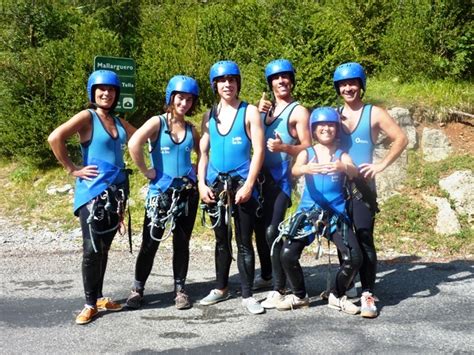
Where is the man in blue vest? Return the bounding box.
[198,60,265,314]
[254,59,311,309]
[334,62,408,318]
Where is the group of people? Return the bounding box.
[48,59,407,325]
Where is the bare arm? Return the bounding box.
[292,149,310,177]
[197,111,215,203]
[191,124,201,172]
[360,106,408,178]
[47,109,98,180]
[235,104,265,204]
[292,148,331,177]
[127,116,160,180]
[340,153,358,179]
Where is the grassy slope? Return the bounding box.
[0,79,472,258]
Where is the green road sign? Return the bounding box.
[94,56,136,113]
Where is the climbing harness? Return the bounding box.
[271,207,330,257]
[200,174,244,260]
[146,178,195,243]
[347,178,380,215]
[86,184,127,253]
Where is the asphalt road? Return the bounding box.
[1,245,473,354]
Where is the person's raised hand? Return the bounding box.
[258,92,272,113]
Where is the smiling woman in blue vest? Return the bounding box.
[125,75,200,311]
[48,70,136,325]
[276,107,362,314]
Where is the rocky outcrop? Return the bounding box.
[388,107,417,149]
[374,148,408,201]
[439,170,474,224]
[374,107,412,201]
[423,195,461,235]
[421,128,453,162]
[46,184,73,195]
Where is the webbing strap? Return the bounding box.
[86,186,126,253]
[147,184,192,243]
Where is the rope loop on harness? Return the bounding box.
[200,174,237,230]
[87,184,128,253]
[271,207,330,257]
[200,173,243,261]
[147,177,195,243]
[255,173,265,218]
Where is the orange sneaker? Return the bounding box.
[75,306,98,325]
[96,297,123,312]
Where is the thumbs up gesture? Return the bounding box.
[267,130,283,152]
[258,92,272,113]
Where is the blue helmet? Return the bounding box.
[310,107,340,131]
[165,75,199,105]
[333,62,366,94]
[87,70,121,109]
[265,59,296,86]
[209,60,241,92]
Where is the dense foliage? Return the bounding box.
[0,0,472,167]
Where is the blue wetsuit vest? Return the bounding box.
[207,101,251,184]
[73,109,127,215]
[297,147,348,221]
[148,115,196,196]
[339,104,374,167]
[262,101,298,198]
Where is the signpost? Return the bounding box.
[94,56,136,113]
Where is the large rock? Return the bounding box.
[388,107,413,126]
[404,125,417,150]
[374,148,408,202]
[424,195,461,235]
[439,170,474,223]
[421,128,453,162]
[385,107,417,149]
[45,184,73,195]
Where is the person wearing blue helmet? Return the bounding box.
[125,75,200,310]
[276,107,362,314]
[333,62,408,318]
[253,59,311,310]
[198,60,265,314]
[48,69,136,325]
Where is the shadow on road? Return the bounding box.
[301,255,473,311]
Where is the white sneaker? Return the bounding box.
[252,275,273,290]
[242,297,265,314]
[261,291,284,309]
[276,294,309,311]
[360,291,378,318]
[199,289,230,306]
[328,293,360,315]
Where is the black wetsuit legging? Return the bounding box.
[254,172,290,291]
[209,178,257,299]
[79,201,120,307]
[280,225,363,299]
[346,177,378,293]
[132,189,199,294]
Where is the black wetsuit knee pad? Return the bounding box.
[265,225,279,245]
